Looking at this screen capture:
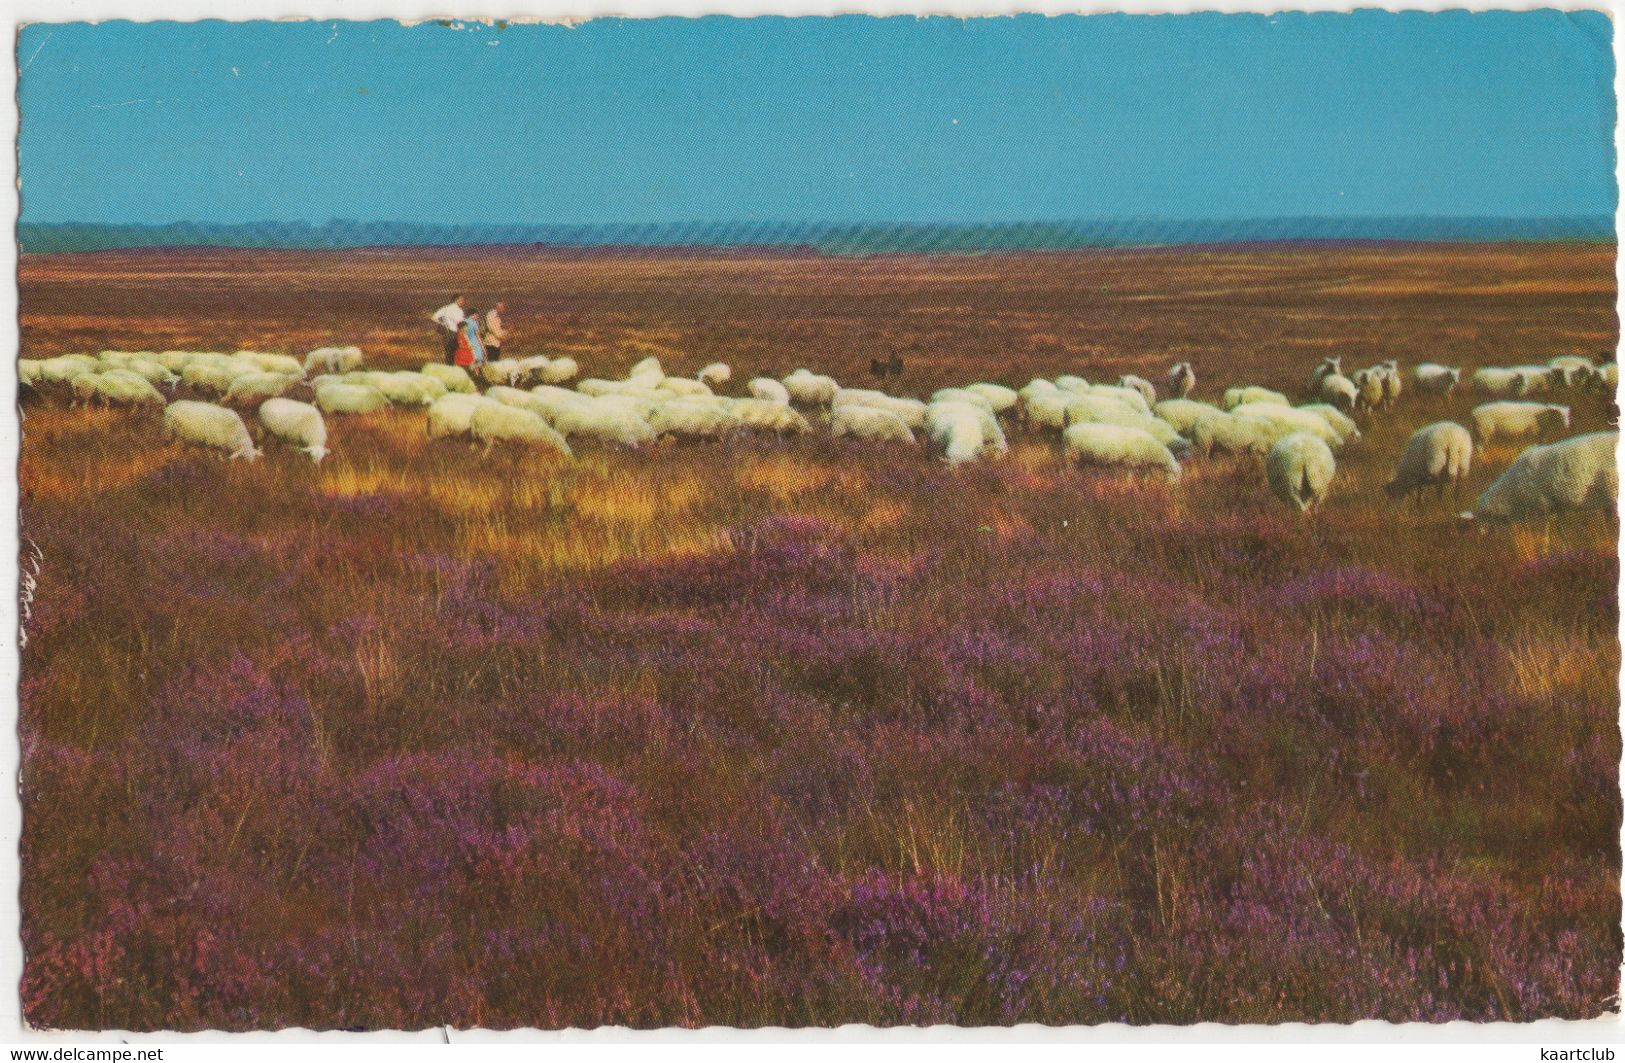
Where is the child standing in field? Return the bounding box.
[454,312,486,369]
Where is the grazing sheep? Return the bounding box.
[1063,423,1181,481]
[933,400,1007,455]
[303,345,363,375]
[19,360,42,389]
[925,403,989,465]
[648,396,742,440]
[539,357,580,384]
[965,382,1020,414]
[833,389,928,429]
[830,404,916,444]
[1385,421,1472,502]
[182,361,256,396]
[1462,431,1618,525]
[372,371,448,406]
[480,359,526,386]
[486,385,560,421]
[163,400,260,460]
[782,368,839,405]
[729,398,811,435]
[313,381,389,415]
[73,369,166,407]
[119,358,179,388]
[420,363,478,394]
[1297,404,1361,444]
[1054,375,1091,394]
[1549,355,1596,372]
[1153,399,1224,435]
[1087,385,1152,417]
[234,351,304,376]
[470,402,573,457]
[1266,433,1335,512]
[1510,365,1566,394]
[1350,369,1385,411]
[1064,398,1186,450]
[1307,357,1342,397]
[748,377,791,405]
[697,362,731,388]
[1595,363,1619,395]
[1118,375,1157,406]
[1471,367,1530,398]
[223,371,300,405]
[549,397,658,448]
[577,377,665,399]
[1230,402,1345,449]
[1165,362,1196,399]
[627,356,666,385]
[1317,373,1359,412]
[257,398,328,463]
[34,355,98,386]
[426,394,499,441]
[1413,363,1462,396]
[1469,402,1571,445]
[513,355,555,386]
[655,377,713,398]
[1022,393,1074,432]
[1222,385,1291,411]
[1189,411,1279,457]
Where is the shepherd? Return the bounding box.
[431,294,467,364]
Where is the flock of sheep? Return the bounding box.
[18,343,1621,526]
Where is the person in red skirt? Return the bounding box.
[453,311,486,370]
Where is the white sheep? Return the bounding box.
[1471,367,1530,398]
[1022,392,1074,432]
[480,359,526,387]
[830,404,915,444]
[1297,404,1361,444]
[19,360,42,389]
[549,397,658,448]
[421,363,478,394]
[1317,373,1359,412]
[426,393,499,441]
[469,402,572,457]
[697,362,732,388]
[925,403,988,465]
[1165,362,1196,399]
[1063,398,1186,451]
[1063,423,1180,481]
[163,400,260,460]
[73,369,166,407]
[223,371,300,405]
[182,361,256,397]
[931,387,994,411]
[1413,363,1461,396]
[833,389,928,429]
[1510,365,1565,394]
[513,355,555,386]
[1378,361,1402,408]
[647,396,741,440]
[313,381,389,415]
[1549,355,1596,372]
[965,382,1020,414]
[119,358,179,389]
[1054,375,1091,394]
[1222,385,1291,411]
[729,398,810,435]
[303,346,363,375]
[1118,375,1157,406]
[1307,357,1342,397]
[1463,431,1617,525]
[363,371,446,406]
[540,357,580,384]
[782,368,839,405]
[1189,410,1278,457]
[35,354,100,385]
[1469,402,1570,445]
[1266,432,1335,512]
[577,377,664,398]
[257,398,328,463]
[1230,402,1345,449]
[1385,421,1471,502]
[627,356,666,385]
[234,351,305,377]
[747,377,791,405]
[1152,398,1224,435]
[486,385,558,421]
[1350,369,1385,411]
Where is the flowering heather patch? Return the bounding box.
[18,244,1623,1028]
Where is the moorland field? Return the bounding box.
[17,242,1623,1028]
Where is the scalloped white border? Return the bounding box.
[2,3,1621,1048]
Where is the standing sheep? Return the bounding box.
[1462,431,1618,525]
[830,404,915,444]
[303,345,363,375]
[257,398,328,463]
[1223,385,1291,411]
[1307,357,1342,397]
[1317,373,1359,412]
[965,382,1020,413]
[1118,375,1157,406]
[1468,402,1570,445]
[313,381,389,415]
[163,400,260,460]
[1471,367,1531,398]
[426,394,499,441]
[925,403,989,465]
[1385,422,1472,503]
[697,362,732,388]
[540,357,580,384]
[1413,363,1461,396]
[421,363,478,394]
[1266,432,1335,512]
[469,403,573,457]
[748,377,791,405]
[1165,362,1196,398]
[1153,398,1224,435]
[1351,369,1385,411]
[1062,423,1181,481]
[782,368,839,405]
[1378,361,1402,408]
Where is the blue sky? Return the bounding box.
[16,13,1618,226]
